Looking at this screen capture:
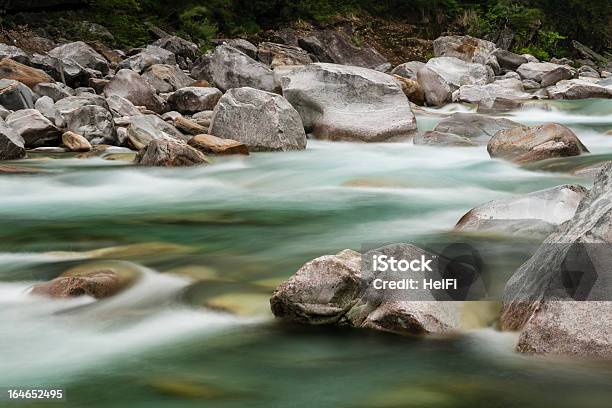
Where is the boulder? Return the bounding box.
[210,87,306,151]
[0,79,34,110]
[0,58,54,88]
[453,78,531,107]
[29,53,91,88]
[571,40,608,67]
[64,105,116,144]
[104,69,166,113]
[0,44,30,65]
[413,131,478,147]
[522,79,540,90]
[433,35,497,65]
[106,94,141,117]
[30,268,131,299]
[433,112,519,145]
[52,94,108,127]
[417,57,492,106]
[0,105,9,119]
[501,164,612,357]
[540,66,574,87]
[212,38,258,59]
[125,114,187,150]
[517,62,565,83]
[516,301,611,358]
[117,45,176,73]
[152,36,199,69]
[33,82,74,102]
[493,49,527,71]
[488,123,589,164]
[191,44,275,93]
[547,79,612,100]
[141,64,195,93]
[62,131,92,152]
[34,95,55,120]
[577,66,600,79]
[257,42,312,68]
[5,109,61,147]
[48,41,109,75]
[282,63,416,142]
[297,29,389,70]
[391,61,426,80]
[455,184,587,237]
[0,118,26,160]
[270,244,462,335]
[167,87,222,114]
[392,75,425,105]
[134,138,208,167]
[188,134,249,155]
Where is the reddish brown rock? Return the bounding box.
[188,134,249,155]
[0,58,54,88]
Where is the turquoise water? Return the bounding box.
[1,100,611,407]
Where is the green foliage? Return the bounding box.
[177,6,217,48]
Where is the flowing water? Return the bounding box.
[1,99,612,407]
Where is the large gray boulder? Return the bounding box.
[167,87,222,114]
[257,42,312,68]
[191,45,275,93]
[0,118,26,160]
[152,36,199,70]
[117,45,176,73]
[281,63,416,142]
[433,112,519,145]
[433,35,497,65]
[453,78,531,107]
[6,109,61,148]
[141,64,195,93]
[209,87,306,151]
[134,138,207,167]
[488,123,589,164]
[391,61,426,80]
[417,57,492,106]
[270,244,465,335]
[501,164,612,358]
[297,29,389,70]
[33,82,74,102]
[104,69,166,113]
[52,94,109,127]
[29,53,91,88]
[105,94,141,118]
[125,114,188,150]
[540,66,574,87]
[517,62,565,83]
[48,41,109,75]
[64,105,116,144]
[547,79,612,100]
[0,79,34,110]
[455,184,587,238]
[493,50,527,71]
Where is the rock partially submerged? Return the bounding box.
[500,164,612,358]
[433,112,519,145]
[453,78,531,107]
[547,79,612,100]
[455,184,587,238]
[134,138,208,167]
[282,63,416,142]
[270,244,464,335]
[413,131,477,147]
[488,123,589,164]
[209,87,306,151]
[30,268,132,299]
[188,134,249,155]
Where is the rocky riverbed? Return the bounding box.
[0,28,612,407]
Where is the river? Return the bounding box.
[1,99,611,407]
